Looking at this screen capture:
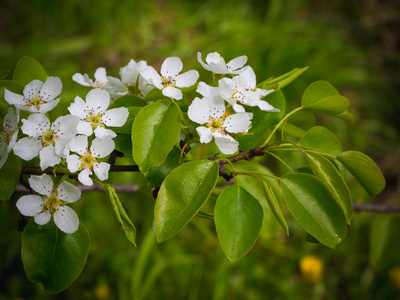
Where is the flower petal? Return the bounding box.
[94,67,108,85]
[90,138,115,158]
[196,126,213,143]
[175,70,199,88]
[72,73,92,86]
[21,113,50,137]
[93,162,110,181]
[197,52,211,71]
[39,146,61,170]
[78,168,93,186]
[76,121,93,136]
[196,81,220,97]
[54,206,79,234]
[23,80,43,98]
[257,100,280,112]
[4,88,25,106]
[224,112,253,133]
[139,66,163,89]
[213,132,239,155]
[58,181,81,203]
[34,210,51,225]
[29,174,54,195]
[162,86,182,100]
[13,137,41,161]
[227,55,247,72]
[187,96,225,124]
[93,127,117,139]
[239,66,256,88]
[16,195,44,216]
[207,63,230,74]
[86,88,110,114]
[161,57,183,78]
[102,107,129,127]
[69,135,88,156]
[37,98,60,114]
[66,154,81,173]
[39,76,62,101]
[206,52,225,64]
[68,96,88,119]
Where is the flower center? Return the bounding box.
[85,113,103,130]
[0,129,14,145]
[25,94,45,110]
[41,130,58,147]
[80,151,97,169]
[44,192,63,213]
[207,118,225,133]
[161,76,175,88]
[92,80,108,89]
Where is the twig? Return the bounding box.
[352,203,400,213]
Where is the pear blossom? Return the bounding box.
[197,52,248,75]
[139,57,199,100]
[68,88,129,139]
[66,136,114,186]
[72,67,127,99]
[120,59,153,97]
[0,107,19,169]
[4,77,62,114]
[16,174,81,234]
[13,114,79,170]
[219,66,279,113]
[188,96,253,155]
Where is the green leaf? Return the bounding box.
[281,173,347,248]
[301,81,350,116]
[104,184,136,246]
[282,123,306,139]
[0,153,21,201]
[336,151,386,196]
[305,152,352,224]
[114,134,133,156]
[259,67,308,90]
[155,160,218,242]
[147,147,181,188]
[369,215,400,270]
[299,126,342,156]
[214,184,263,262]
[334,110,355,124]
[0,70,10,80]
[109,94,148,108]
[132,100,181,175]
[113,106,142,134]
[21,221,90,294]
[238,90,285,151]
[13,56,48,85]
[0,80,24,94]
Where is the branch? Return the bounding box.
[352,203,400,213]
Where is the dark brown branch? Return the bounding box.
[220,148,265,164]
[353,203,400,213]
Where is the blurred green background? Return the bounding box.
[1,0,399,299]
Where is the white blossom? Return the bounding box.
[16,174,81,234]
[13,114,79,170]
[66,136,114,186]
[120,59,153,97]
[139,57,199,100]
[72,67,127,99]
[188,96,253,155]
[68,88,129,139]
[197,52,248,75]
[219,66,279,113]
[0,107,19,169]
[4,77,62,114]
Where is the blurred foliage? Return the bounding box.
[0,0,399,299]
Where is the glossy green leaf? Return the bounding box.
[336,151,385,196]
[259,67,309,90]
[301,81,350,116]
[0,70,9,80]
[114,134,133,156]
[238,90,285,151]
[132,100,181,175]
[282,123,307,139]
[109,94,147,108]
[21,221,90,294]
[334,110,355,124]
[113,106,142,134]
[0,153,21,201]
[155,160,218,242]
[0,80,24,94]
[305,152,352,224]
[299,126,342,156]
[215,184,263,262]
[104,184,136,246]
[147,147,181,188]
[13,56,48,85]
[281,173,347,248]
[369,215,400,270]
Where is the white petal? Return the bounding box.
[93,162,110,181]
[106,76,126,93]
[206,52,225,64]
[76,121,93,136]
[69,135,88,155]
[29,174,53,195]
[255,88,274,99]
[197,52,211,71]
[37,98,60,114]
[161,57,183,78]
[13,137,41,160]
[3,107,19,129]
[196,126,213,143]
[86,88,110,114]
[66,154,81,173]
[39,76,62,101]
[72,73,92,86]
[8,131,19,151]
[224,112,253,133]
[23,80,43,98]
[232,104,245,113]
[4,88,25,106]
[218,78,236,106]
[54,206,79,234]
[34,210,51,225]
[94,67,108,84]
[90,138,115,158]
[58,181,81,203]
[16,195,44,216]
[257,100,280,112]
[175,70,199,88]
[102,107,129,127]
[94,127,116,139]
[78,168,93,186]
[140,66,163,89]
[213,132,239,155]
[53,115,80,141]
[239,66,256,88]
[162,86,182,100]
[120,59,139,85]
[187,96,225,124]
[207,63,230,74]
[39,146,61,170]
[196,82,220,97]
[21,113,50,137]
[227,55,248,72]
[68,96,88,119]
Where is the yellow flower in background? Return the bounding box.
[300,255,324,284]
[389,267,400,290]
